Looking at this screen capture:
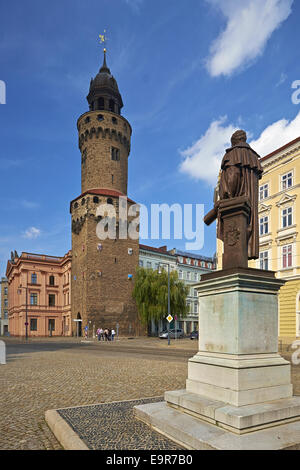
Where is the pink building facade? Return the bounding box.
[6,251,72,337]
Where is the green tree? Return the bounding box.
[132,267,189,328]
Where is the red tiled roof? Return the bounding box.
[70,188,136,211]
[260,136,300,162]
[139,244,171,255]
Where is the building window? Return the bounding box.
[139,260,143,267]
[193,272,197,281]
[259,216,269,235]
[31,273,37,284]
[93,196,99,204]
[111,147,120,161]
[259,183,269,200]
[49,275,55,286]
[84,116,90,124]
[97,114,104,121]
[186,272,191,280]
[49,294,55,307]
[107,198,114,205]
[4,310,8,319]
[48,319,55,332]
[194,302,198,314]
[30,318,37,331]
[4,287,7,295]
[179,270,183,279]
[259,251,269,270]
[147,261,152,269]
[281,171,293,190]
[178,256,183,263]
[282,207,293,228]
[30,293,38,306]
[4,299,8,307]
[282,244,293,269]
[112,116,118,124]
[193,288,197,297]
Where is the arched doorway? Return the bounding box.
[76,313,82,337]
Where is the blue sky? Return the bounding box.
[0,0,300,276]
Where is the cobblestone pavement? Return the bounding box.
[1,336,299,450]
[0,337,196,450]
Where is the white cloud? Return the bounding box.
[275,72,288,87]
[179,111,300,186]
[206,0,293,77]
[22,227,41,239]
[179,116,237,185]
[124,0,143,12]
[21,200,40,210]
[249,110,300,156]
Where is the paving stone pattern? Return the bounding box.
[58,397,183,450]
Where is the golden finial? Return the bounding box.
[99,30,107,52]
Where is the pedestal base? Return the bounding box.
[164,389,300,433]
[134,401,300,450]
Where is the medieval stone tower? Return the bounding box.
[70,51,140,336]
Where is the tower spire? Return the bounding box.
[99,30,110,73]
[100,48,110,74]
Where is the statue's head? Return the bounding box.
[231,129,247,146]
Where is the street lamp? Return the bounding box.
[17,285,28,341]
[158,262,171,346]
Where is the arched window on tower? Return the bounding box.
[98,97,104,110]
[109,99,115,113]
[107,198,113,205]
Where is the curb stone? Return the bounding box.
[45,409,89,450]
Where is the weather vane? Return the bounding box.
[99,29,108,52]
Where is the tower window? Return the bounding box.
[109,99,115,112]
[97,114,104,122]
[74,202,78,209]
[112,117,118,124]
[112,174,114,184]
[98,97,104,110]
[107,198,113,205]
[49,275,55,286]
[93,196,99,203]
[81,198,85,206]
[111,147,120,161]
[85,117,90,124]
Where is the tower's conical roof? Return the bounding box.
[87,50,123,112]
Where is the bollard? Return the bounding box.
[0,341,6,365]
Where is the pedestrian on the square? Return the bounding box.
[96,328,101,341]
[99,327,104,341]
[104,328,108,341]
[84,325,88,339]
[108,328,111,341]
[111,329,115,341]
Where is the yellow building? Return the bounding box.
[217,136,300,338]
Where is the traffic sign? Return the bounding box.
[166,314,173,323]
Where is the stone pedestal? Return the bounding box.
[134,269,300,449]
[219,197,250,269]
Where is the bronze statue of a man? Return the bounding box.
[205,130,262,260]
